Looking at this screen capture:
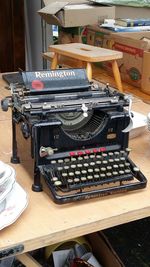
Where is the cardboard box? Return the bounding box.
[38,0,115,27]
[115,6,150,19]
[87,232,123,267]
[86,25,150,92]
[58,26,88,44]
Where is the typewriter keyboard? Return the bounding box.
[43,149,146,203]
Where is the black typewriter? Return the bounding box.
[1,68,147,204]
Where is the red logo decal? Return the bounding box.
[32,80,44,90]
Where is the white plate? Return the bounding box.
[0,164,16,186]
[0,175,16,203]
[0,182,28,230]
[129,111,147,139]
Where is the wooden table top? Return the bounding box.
[49,43,123,62]
[0,76,150,255]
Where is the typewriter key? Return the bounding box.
[106,172,112,177]
[119,170,125,175]
[64,158,70,163]
[100,173,105,179]
[54,180,62,186]
[119,164,124,169]
[114,158,120,163]
[120,157,126,162]
[96,155,102,159]
[57,167,63,171]
[96,160,101,165]
[107,166,112,171]
[71,157,76,162]
[74,178,80,183]
[103,160,108,165]
[94,174,99,179]
[68,179,73,184]
[89,155,95,159]
[51,176,58,182]
[94,168,99,173]
[101,167,106,172]
[51,160,57,164]
[71,164,76,170]
[84,155,89,160]
[69,172,74,177]
[90,162,95,166]
[58,159,64,164]
[108,152,113,157]
[81,170,87,175]
[62,173,68,178]
[113,171,118,176]
[84,163,89,168]
[87,175,93,180]
[109,159,114,164]
[114,151,119,156]
[88,169,93,174]
[125,169,131,174]
[81,177,86,182]
[77,164,82,168]
[78,157,83,161]
[125,162,130,167]
[64,166,69,170]
[113,164,119,169]
[133,167,140,172]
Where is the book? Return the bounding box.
[101,23,150,32]
[115,18,150,27]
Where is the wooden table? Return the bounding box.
[0,76,150,263]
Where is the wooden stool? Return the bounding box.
[48,43,123,92]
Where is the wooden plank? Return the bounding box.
[16,253,42,267]
[49,43,123,62]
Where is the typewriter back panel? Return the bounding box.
[34,108,130,166]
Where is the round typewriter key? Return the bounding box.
[106,172,112,177]
[51,160,57,164]
[64,165,69,170]
[119,164,124,168]
[77,164,82,168]
[113,164,119,169]
[81,170,87,175]
[71,157,76,162]
[125,162,130,167]
[96,160,101,165]
[133,167,140,172]
[84,163,89,168]
[78,157,83,161]
[90,162,95,167]
[64,158,70,163]
[62,173,67,178]
[68,178,73,184]
[69,172,74,177]
[71,164,76,169]
[108,152,113,157]
[102,153,107,158]
[101,167,106,172]
[107,166,112,170]
[94,168,99,173]
[84,155,89,160]
[114,158,120,163]
[113,171,118,176]
[125,169,131,174]
[57,167,63,171]
[58,159,64,164]
[96,155,101,159]
[119,170,125,175]
[81,177,86,182]
[74,178,80,183]
[88,169,93,174]
[87,175,93,180]
[51,176,58,182]
[103,160,108,165]
[75,171,80,176]
[114,151,119,156]
[100,173,105,179]
[54,180,62,186]
[120,150,125,155]
[89,155,95,159]
[94,174,99,179]
[120,157,126,162]
[109,159,114,164]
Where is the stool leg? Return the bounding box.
[86,62,92,81]
[112,60,123,92]
[51,53,58,69]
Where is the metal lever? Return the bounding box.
[81,103,88,117]
[39,146,57,157]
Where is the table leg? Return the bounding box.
[86,62,92,81]
[51,52,58,69]
[112,60,123,92]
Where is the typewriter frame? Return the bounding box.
[2,69,147,204]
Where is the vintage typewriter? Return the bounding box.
[1,68,147,204]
